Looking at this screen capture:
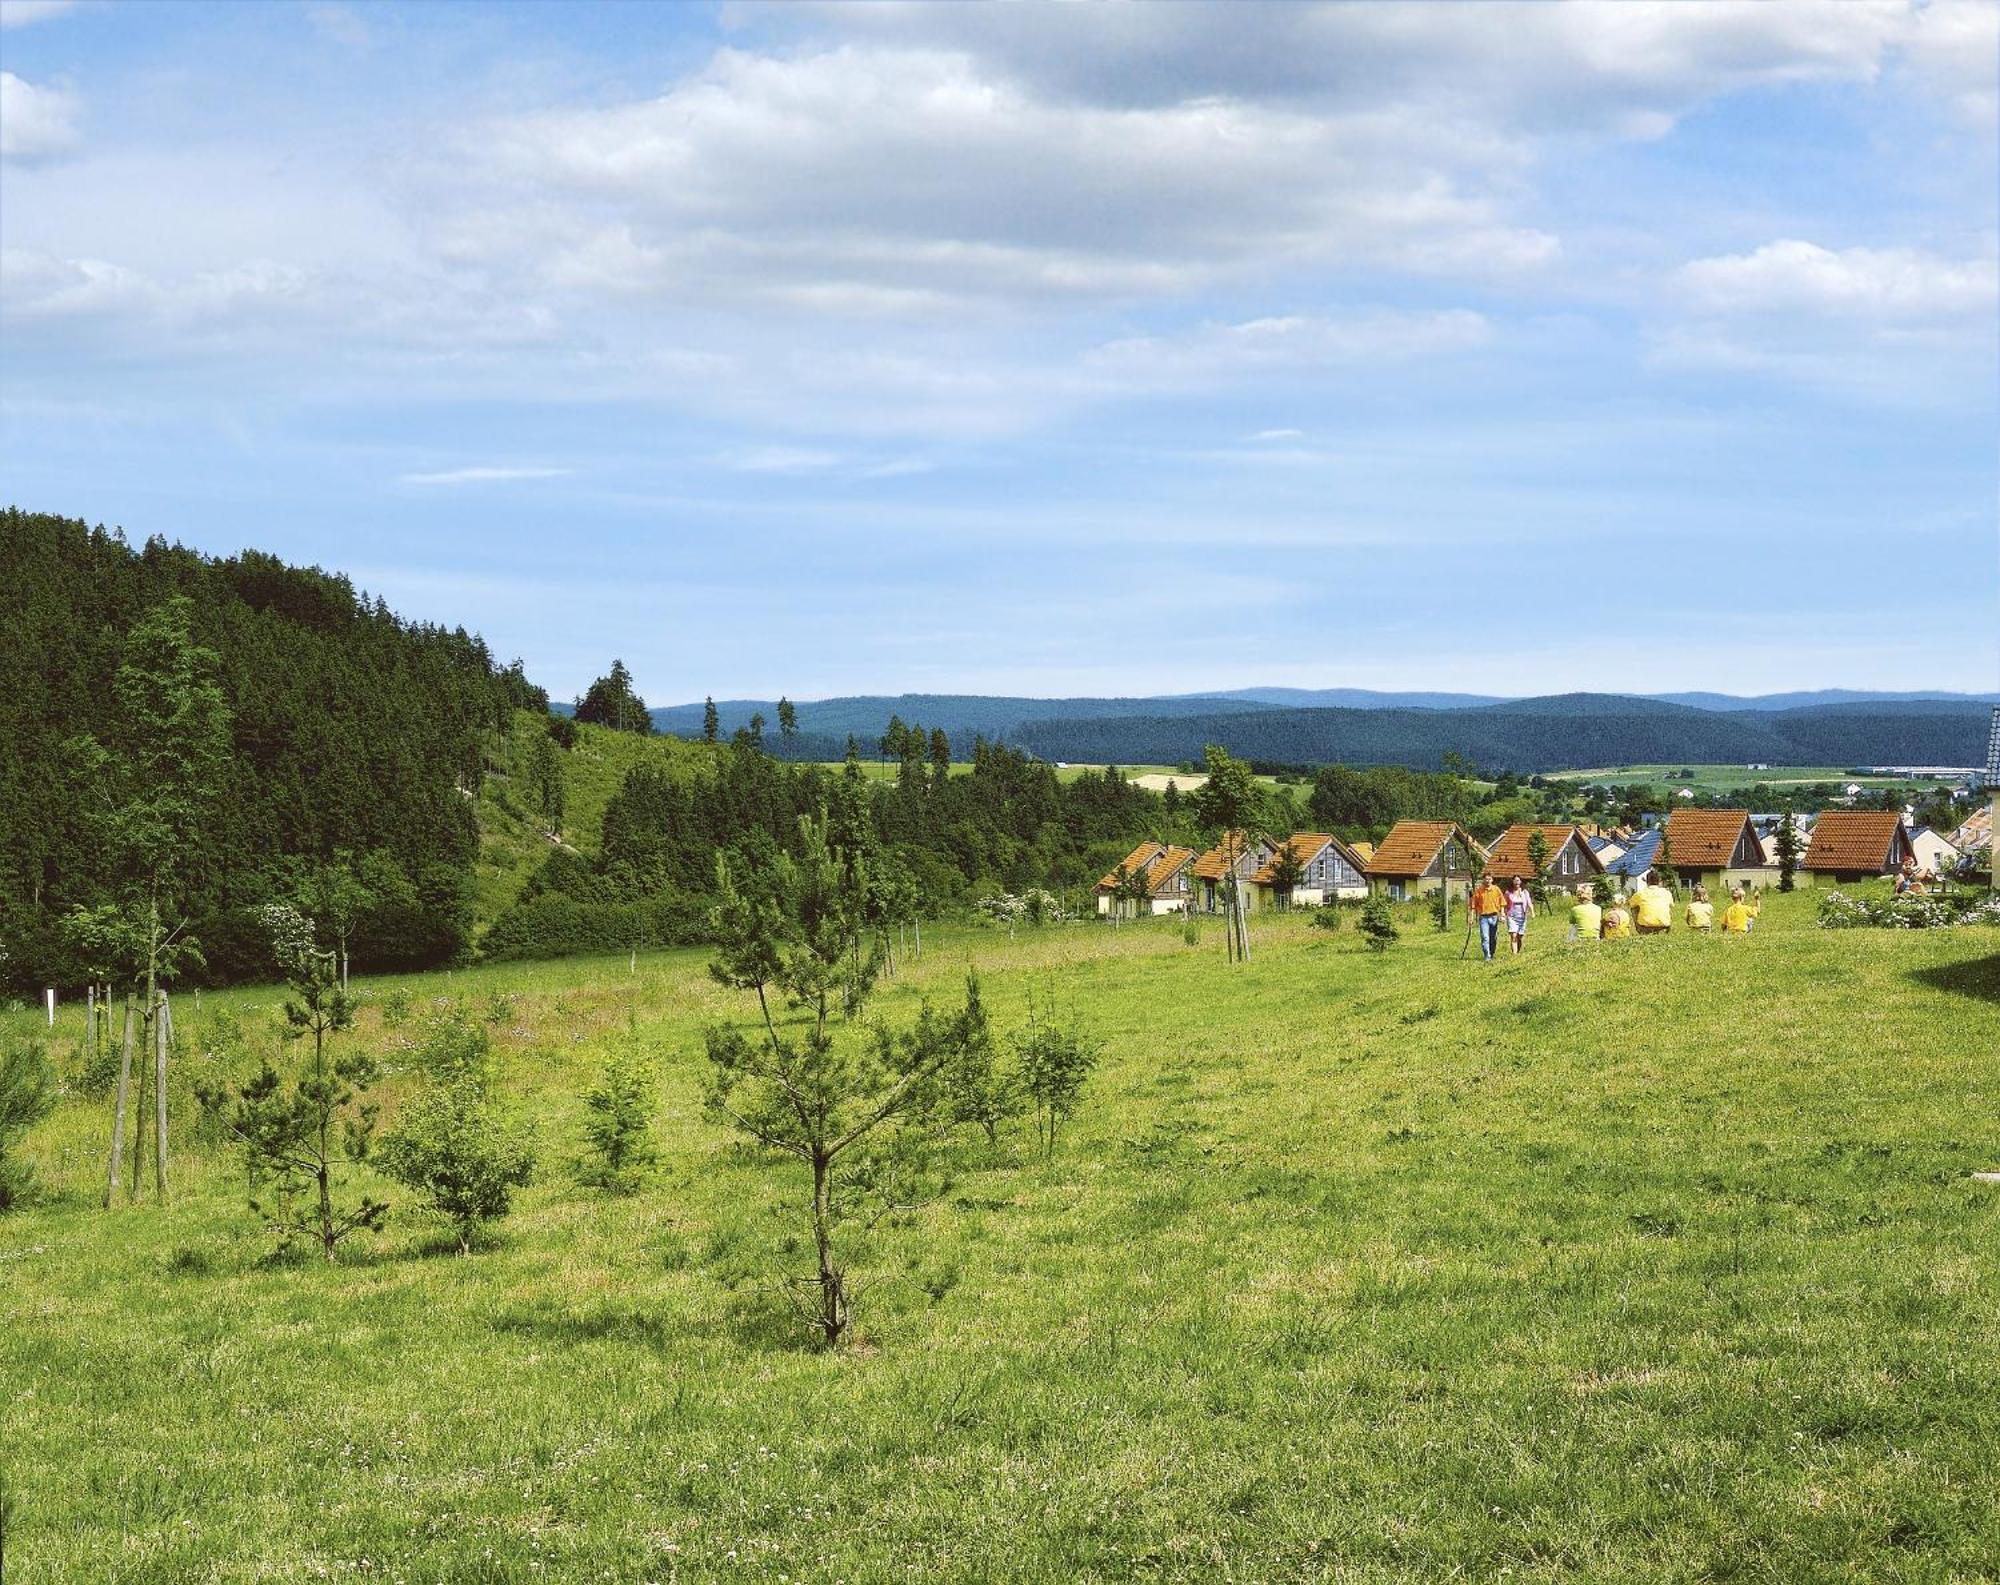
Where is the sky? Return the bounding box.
[2,0,1996,704]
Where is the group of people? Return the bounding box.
[1466,870,1760,960]
[1893,858,1944,896]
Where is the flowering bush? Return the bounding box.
[1817,889,2000,930]
[976,890,1067,927]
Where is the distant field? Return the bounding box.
[1563,764,1938,793]
[5,891,1998,1580]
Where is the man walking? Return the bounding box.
[1469,873,1505,961]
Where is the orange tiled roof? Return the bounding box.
[1663,808,1757,869]
[1191,830,1260,881]
[1251,833,1336,886]
[1365,820,1477,878]
[1097,841,1195,895]
[1480,824,1601,881]
[1802,811,1906,873]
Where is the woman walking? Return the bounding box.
[1504,876,1534,955]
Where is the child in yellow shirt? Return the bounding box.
[1722,888,1753,933]
[1686,883,1715,931]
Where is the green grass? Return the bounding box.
[4,893,1999,1581]
[1566,764,1939,795]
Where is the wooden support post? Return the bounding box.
[154,992,170,1200]
[106,1001,135,1208]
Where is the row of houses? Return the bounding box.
[1096,807,1942,914]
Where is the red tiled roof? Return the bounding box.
[1097,841,1195,895]
[1803,811,1908,873]
[1480,824,1602,881]
[1191,830,1260,881]
[1365,821,1478,878]
[1663,808,1757,869]
[1251,833,1334,886]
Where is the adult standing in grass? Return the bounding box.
[1685,883,1715,932]
[1504,876,1534,954]
[1469,874,1505,961]
[1568,885,1602,943]
[1631,870,1674,936]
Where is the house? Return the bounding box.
[1250,833,1370,909]
[1095,841,1195,916]
[1754,812,1813,866]
[1801,810,1915,883]
[1188,830,1272,914]
[1603,828,1664,884]
[1587,832,1628,866]
[1662,808,1770,890]
[1364,820,1481,901]
[1907,826,1961,876]
[1947,804,1990,857]
[1479,824,1604,890]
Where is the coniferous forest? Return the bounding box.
[0,510,544,990]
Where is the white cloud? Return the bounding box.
[1677,239,1996,319]
[1088,310,1491,385]
[1249,428,1305,441]
[399,466,570,486]
[0,71,78,160]
[1898,0,1999,127]
[0,0,77,28]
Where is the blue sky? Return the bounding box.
[3,0,1995,703]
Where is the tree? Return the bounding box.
[0,1039,57,1212]
[1266,836,1307,911]
[575,660,651,735]
[377,1070,535,1253]
[577,1047,658,1193]
[776,696,798,748]
[1775,817,1802,892]
[929,727,952,792]
[221,905,386,1262]
[523,730,566,838]
[703,696,720,744]
[746,712,766,748]
[65,595,230,1205]
[297,854,372,990]
[1525,828,1552,905]
[1358,892,1399,952]
[1015,992,1097,1156]
[1193,746,1262,960]
[701,814,976,1346]
[936,973,1018,1145]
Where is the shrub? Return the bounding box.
[577,1047,658,1193]
[1309,902,1343,931]
[0,1039,57,1211]
[1358,894,1400,953]
[1015,996,1097,1156]
[377,1076,536,1253]
[1817,889,2000,930]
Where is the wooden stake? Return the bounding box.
[154,991,169,1200]
[106,1000,134,1208]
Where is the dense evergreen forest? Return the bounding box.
[0,510,544,991]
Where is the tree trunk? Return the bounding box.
[811,1149,845,1347]
[135,887,161,1201]
[339,943,349,992]
[105,1000,135,1208]
[153,991,169,1200]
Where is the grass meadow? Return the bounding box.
[3,891,1998,1582]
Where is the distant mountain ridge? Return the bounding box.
[636,687,1996,769]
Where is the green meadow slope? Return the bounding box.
[3,894,1998,1581]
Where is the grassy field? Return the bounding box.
[4,892,1999,1581]
[1564,765,1941,795]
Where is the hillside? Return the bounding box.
[0,510,545,988]
[5,896,1997,1577]
[647,691,1280,743]
[1012,695,1992,772]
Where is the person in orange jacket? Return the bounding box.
[1469,874,1505,961]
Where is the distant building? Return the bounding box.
[1480,824,1604,890]
[1907,826,1962,875]
[1188,830,1271,915]
[1603,828,1665,884]
[1095,841,1195,916]
[1250,833,1369,909]
[1364,821,1481,901]
[1801,811,1915,883]
[1662,808,1771,890]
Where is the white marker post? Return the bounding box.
[45,987,56,1027]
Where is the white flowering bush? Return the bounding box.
[1817,889,2000,930]
[975,889,1067,927]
